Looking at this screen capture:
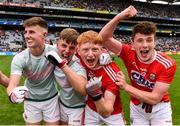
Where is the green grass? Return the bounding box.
[0,55,180,125]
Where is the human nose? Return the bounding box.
[88,49,94,56]
[142,41,148,48]
[65,47,70,53]
[24,32,29,38]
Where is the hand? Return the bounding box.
[142,103,153,113]
[9,86,29,104]
[45,51,67,68]
[99,53,111,65]
[86,76,102,101]
[118,5,137,20]
[115,71,127,90]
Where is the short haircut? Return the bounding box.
[77,30,103,46]
[59,28,79,45]
[132,21,157,40]
[23,17,48,30]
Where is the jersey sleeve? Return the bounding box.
[157,62,176,84]
[11,53,25,75]
[73,61,87,79]
[105,62,121,96]
[119,44,132,61]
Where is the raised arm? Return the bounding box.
[99,5,137,54]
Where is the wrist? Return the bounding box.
[9,93,15,103]
[92,94,102,101]
[58,60,67,68]
[123,83,129,91]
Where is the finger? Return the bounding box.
[116,74,124,82]
[118,71,125,79]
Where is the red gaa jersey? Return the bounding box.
[82,61,123,115]
[119,44,176,105]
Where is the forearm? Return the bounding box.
[124,84,162,105]
[7,75,21,95]
[94,97,114,117]
[62,65,87,96]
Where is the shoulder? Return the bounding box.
[71,55,86,70]
[120,44,135,58]
[102,62,121,82]
[45,44,57,52]
[155,52,176,69]
[13,48,28,60]
[104,61,121,72]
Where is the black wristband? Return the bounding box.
[8,93,14,103]
[92,94,102,101]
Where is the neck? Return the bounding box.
[29,45,45,56]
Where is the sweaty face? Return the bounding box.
[78,42,102,69]
[132,33,156,62]
[57,39,76,63]
[24,25,46,48]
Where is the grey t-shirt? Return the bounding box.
[11,44,58,101]
[54,55,87,108]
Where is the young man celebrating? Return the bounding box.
[99,5,176,125]
[7,17,60,125]
[46,28,87,125]
[77,30,125,125]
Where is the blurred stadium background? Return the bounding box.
[0,0,179,125]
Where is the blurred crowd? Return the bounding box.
[0,0,179,52]
[0,30,179,52]
[1,0,179,18]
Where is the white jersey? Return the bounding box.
[11,44,58,101]
[54,55,87,108]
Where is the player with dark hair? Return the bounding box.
[99,5,176,126]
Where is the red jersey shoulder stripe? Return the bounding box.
[156,54,173,69]
[103,65,117,82]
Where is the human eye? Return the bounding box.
[61,44,67,48]
[82,48,88,52]
[69,46,75,51]
[136,38,143,43]
[147,38,153,43]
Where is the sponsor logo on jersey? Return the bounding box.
[131,70,155,89]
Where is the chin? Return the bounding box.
[140,57,151,62]
[85,63,95,69]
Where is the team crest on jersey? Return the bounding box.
[150,73,156,80]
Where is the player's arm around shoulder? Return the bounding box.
[61,63,88,96]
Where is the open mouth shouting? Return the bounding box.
[140,50,150,58]
[85,57,97,68]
